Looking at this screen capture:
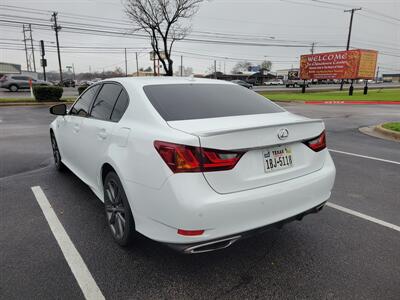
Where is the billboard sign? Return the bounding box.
[300,49,378,80]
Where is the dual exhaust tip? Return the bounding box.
[184,235,241,254]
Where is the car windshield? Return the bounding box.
[143,83,283,121]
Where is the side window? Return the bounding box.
[70,85,100,117]
[111,89,129,122]
[90,83,122,121]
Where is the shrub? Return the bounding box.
[78,85,89,95]
[33,86,64,101]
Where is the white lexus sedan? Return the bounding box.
[49,77,335,253]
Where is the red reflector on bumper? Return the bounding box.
[177,229,204,236]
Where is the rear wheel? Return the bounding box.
[104,171,136,246]
[50,133,65,171]
[9,85,18,92]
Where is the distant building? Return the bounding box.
[131,71,154,77]
[382,73,400,83]
[0,62,39,79]
[0,62,21,75]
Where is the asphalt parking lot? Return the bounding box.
[1,103,399,299]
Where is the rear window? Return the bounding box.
[143,83,283,121]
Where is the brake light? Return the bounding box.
[154,141,245,173]
[303,131,326,152]
[0,76,7,82]
[177,229,204,236]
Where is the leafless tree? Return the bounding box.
[261,60,272,71]
[125,0,204,76]
[232,61,252,74]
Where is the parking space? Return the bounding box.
[1,103,399,299]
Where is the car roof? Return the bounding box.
[99,76,235,88]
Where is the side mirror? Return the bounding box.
[50,104,67,116]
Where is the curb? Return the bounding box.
[375,124,400,140]
[359,126,400,143]
[305,101,400,105]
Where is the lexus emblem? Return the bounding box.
[277,128,289,140]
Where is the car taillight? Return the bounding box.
[154,141,245,173]
[0,76,7,82]
[303,131,326,152]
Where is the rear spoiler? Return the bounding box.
[192,119,323,137]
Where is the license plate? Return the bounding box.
[263,146,293,173]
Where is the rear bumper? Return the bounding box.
[167,201,326,253]
[125,153,336,245]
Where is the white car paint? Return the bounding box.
[50,77,335,251]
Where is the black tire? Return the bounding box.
[104,171,136,246]
[50,133,65,171]
[9,84,18,92]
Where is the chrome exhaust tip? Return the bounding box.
[184,235,241,254]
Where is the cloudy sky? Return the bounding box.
[0,0,399,75]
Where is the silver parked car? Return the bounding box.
[0,74,52,92]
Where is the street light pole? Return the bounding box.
[124,48,128,77]
[135,52,139,76]
[180,55,183,77]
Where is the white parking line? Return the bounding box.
[31,186,105,300]
[327,202,400,233]
[329,149,400,165]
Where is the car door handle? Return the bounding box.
[97,129,108,140]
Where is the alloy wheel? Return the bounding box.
[105,179,127,240]
[51,135,61,168]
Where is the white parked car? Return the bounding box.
[49,77,335,253]
[265,79,284,86]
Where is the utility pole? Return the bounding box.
[214,60,217,79]
[72,63,75,80]
[310,42,316,54]
[22,24,36,72]
[29,24,36,72]
[124,48,128,77]
[180,55,183,77]
[376,66,380,82]
[23,26,29,71]
[340,7,362,91]
[51,12,63,82]
[135,52,139,76]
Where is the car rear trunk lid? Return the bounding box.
[168,112,326,193]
